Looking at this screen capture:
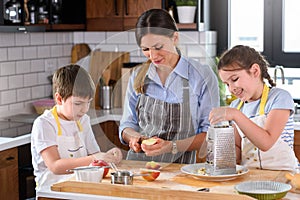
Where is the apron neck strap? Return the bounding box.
[51,106,83,136]
[237,84,270,115]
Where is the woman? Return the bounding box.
[119,9,219,164]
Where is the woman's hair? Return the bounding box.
[135,9,178,46]
[218,45,276,87]
[52,64,95,100]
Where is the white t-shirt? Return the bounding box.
[31,109,100,189]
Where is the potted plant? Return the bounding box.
[175,0,197,23]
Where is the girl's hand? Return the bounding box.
[209,107,236,125]
[141,137,171,156]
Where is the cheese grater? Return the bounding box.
[205,122,237,175]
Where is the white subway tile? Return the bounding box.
[30,32,44,45]
[31,85,46,99]
[1,90,17,104]
[63,44,73,57]
[51,45,63,57]
[84,32,106,44]
[9,102,24,112]
[9,75,24,89]
[17,88,31,101]
[128,31,136,44]
[0,77,8,91]
[96,44,118,52]
[16,33,30,46]
[0,48,8,62]
[57,32,73,44]
[0,33,15,47]
[23,46,37,59]
[57,57,70,67]
[45,33,58,44]
[119,44,140,56]
[187,44,216,58]
[16,60,31,74]
[44,59,57,73]
[24,73,38,87]
[38,72,50,85]
[45,85,52,98]
[2,128,18,137]
[180,31,199,44]
[106,32,129,44]
[73,32,84,43]
[31,59,45,72]
[8,47,23,60]
[37,46,51,58]
[0,62,16,76]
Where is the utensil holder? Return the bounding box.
[100,86,113,110]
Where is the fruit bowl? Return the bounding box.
[32,99,55,114]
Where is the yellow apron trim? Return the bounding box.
[51,106,83,136]
[237,84,270,116]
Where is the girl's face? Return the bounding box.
[140,33,179,69]
[56,94,92,121]
[219,64,263,102]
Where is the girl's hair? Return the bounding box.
[218,45,276,87]
[52,64,95,100]
[135,9,178,46]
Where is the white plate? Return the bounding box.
[181,163,249,181]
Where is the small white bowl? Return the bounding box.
[74,166,104,183]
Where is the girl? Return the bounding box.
[209,45,298,171]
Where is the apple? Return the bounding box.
[91,160,109,178]
[145,161,161,170]
[142,138,157,145]
[140,168,160,182]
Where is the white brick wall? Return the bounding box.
[0,30,216,117]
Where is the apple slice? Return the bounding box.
[140,168,160,182]
[142,138,157,145]
[145,161,161,170]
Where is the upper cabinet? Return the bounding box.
[0,0,86,32]
[86,0,162,31]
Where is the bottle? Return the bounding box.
[28,0,36,24]
[4,0,22,24]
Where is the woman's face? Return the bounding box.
[140,33,179,69]
[219,64,262,102]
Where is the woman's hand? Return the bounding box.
[128,136,142,153]
[141,137,172,156]
[209,107,236,125]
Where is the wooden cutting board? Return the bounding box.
[51,160,272,199]
[71,43,91,63]
[88,51,130,109]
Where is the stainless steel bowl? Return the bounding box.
[111,171,133,185]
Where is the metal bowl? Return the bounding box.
[111,171,133,185]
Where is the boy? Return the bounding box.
[31,64,122,192]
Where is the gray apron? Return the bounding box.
[126,78,196,164]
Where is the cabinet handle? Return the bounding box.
[124,0,129,15]
[6,156,15,161]
[114,0,119,16]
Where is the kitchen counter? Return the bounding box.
[0,108,123,152]
[36,160,300,200]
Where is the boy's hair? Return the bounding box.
[52,64,95,100]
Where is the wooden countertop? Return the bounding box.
[50,160,300,200]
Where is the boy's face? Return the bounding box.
[57,94,92,121]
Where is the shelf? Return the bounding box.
[0,25,45,32]
[177,23,197,30]
[46,24,86,31]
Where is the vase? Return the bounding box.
[177,6,196,23]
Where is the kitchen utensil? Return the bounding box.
[235,181,291,200]
[67,165,110,173]
[109,162,119,171]
[111,170,134,185]
[205,121,236,175]
[73,166,105,183]
[181,163,248,181]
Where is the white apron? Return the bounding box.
[237,84,298,171]
[36,106,87,191]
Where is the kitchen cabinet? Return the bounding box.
[0,147,19,200]
[86,0,162,31]
[294,130,300,161]
[0,0,85,32]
